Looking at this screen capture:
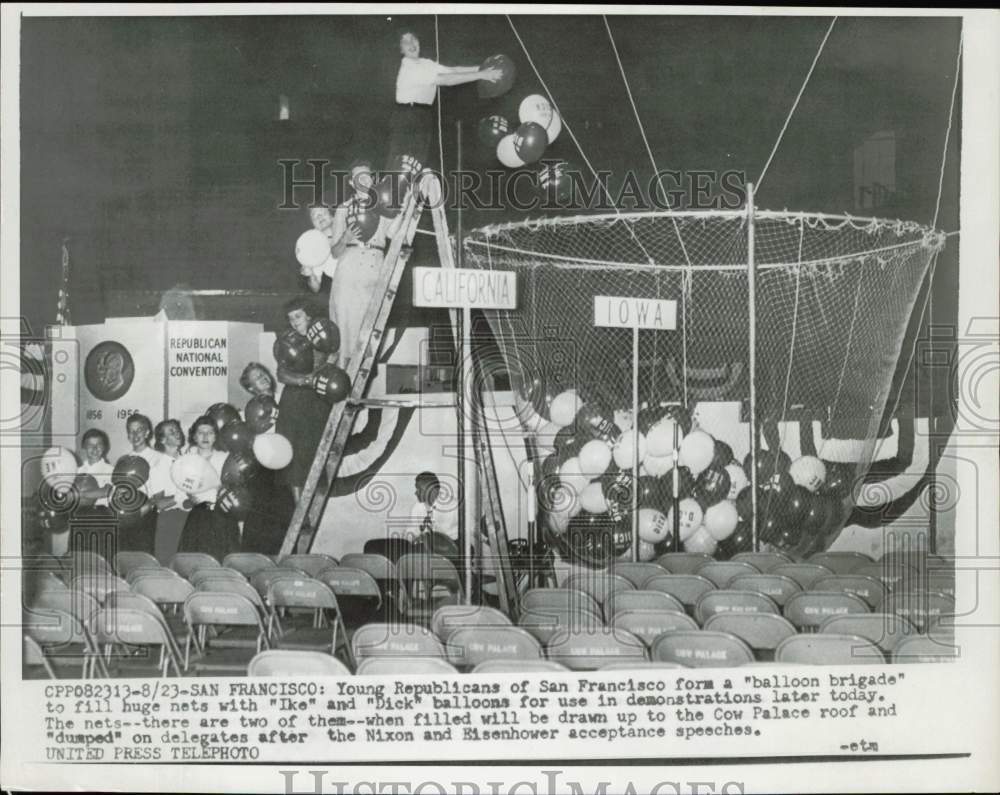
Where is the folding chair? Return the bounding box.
[695,560,761,589]
[195,576,272,648]
[813,575,887,609]
[610,608,698,647]
[446,626,543,670]
[95,607,183,677]
[71,574,130,605]
[892,632,959,663]
[771,563,834,591]
[317,567,384,628]
[190,567,247,588]
[31,588,102,630]
[599,660,686,671]
[517,607,603,646]
[606,589,686,618]
[356,656,459,676]
[279,553,340,579]
[727,574,802,607]
[471,658,569,674]
[643,574,716,615]
[854,560,917,591]
[126,565,178,586]
[694,589,779,627]
[250,568,310,599]
[249,649,351,677]
[105,590,186,664]
[562,572,634,608]
[396,553,463,622]
[881,589,955,633]
[223,552,277,577]
[132,571,195,608]
[657,552,714,575]
[546,627,648,671]
[430,605,512,643]
[170,552,221,580]
[919,569,956,598]
[610,562,668,589]
[339,553,403,618]
[60,551,114,578]
[183,591,269,674]
[775,633,885,665]
[267,578,349,665]
[114,551,160,579]
[651,630,755,668]
[351,623,445,663]
[731,551,793,573]
[702,613,797,661]
[808,551,874,575]
[782,591,870,632]
[23,634,57,679]
[23,606,106,679]
[819,613,917,656]
[520,588,602,621]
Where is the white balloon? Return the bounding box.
[646,419,679,457]
[546,109,562,143]
[559,456,589,494]
[549,389,581,427]
[667,497,704,542]
[544,478,579,515]
[535,421,561,452]
[518,94,553,127]
[642,454,674,478]
[789,455,827,493]
[638,507,670,544]
[578,439,612,478]
[295,229,332,269]
[579,481,608,513]
[547,509,571,535]
[683,525,718,556]
[637,540,657,561]
[725,463,750,499]
[41,447,78,489]
[703,500,739,541]
[678,430,715,476]
[253,433,293,470]
[613,429,647,470]
[496,133,525,168]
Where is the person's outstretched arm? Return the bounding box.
[435,66,502,87]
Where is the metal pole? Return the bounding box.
[747,181,759,552]
[672,420,681,552]
[631,325,640,562]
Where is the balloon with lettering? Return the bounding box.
[574,403,620,444]
[313,364,351,403]
[478,114,510,148]
[306,318,341,354]
[253,434,294,470]
[667,497,704,542]
[788,455,827,493]
[513,121,548,165]
[613,429,647,470]
[694,464,731,509]
[216,486,252,521]
[518,94,553,128]
[578,439,613,478]
[725,464,750,500]
[40,447,78,490]
[244,394,279,434]
[221,452,260,489]
[537,160,573,204]
[207,402,242,432]
[171,454,219,495]
[637,507,671,545]
[34,502,70,535]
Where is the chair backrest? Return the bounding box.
[657,552,714,574]
[196,577,266,609]
[517,607,603,645]
[471,658,569,674]
[184,591,264,630]
[23,606,89,649]
[248,649,351,677]
[812,575,887,609]
[599,660,687,671]
[60,551,114,576]
[446,626,543,668]
[606,589,686,618]
[775,633,885,665]
[546,627,648,671]
[771,563,835,591]
[114,551,160,579]
[190,567,247,587]
[854,560,917,591]
[71,574,130,604]
[267,577,339,612]
[132,573,195,606]
[643,574,716,612]
[356,656,459,676]
[126,566,178,585]
[339,553,398,583]
[881,590,955,632]
[32,588,102,629]
[250,568,310,598]
[351,623,446,660]
[223,552,277,577]
[727,574,802,607]
[520,588,602,621]
[731,551,793,573]
[610,562,668,589]
[170,552,221,579]
[808,551,874,575]
[782,591,870,631]
[694,589,779,626]
[919,569,956,598]
[695,560,761,589]
[279,554,340,578]
[430,605,512,642]
[651,630,754,668]
[702,612,797,652]
[819,612,917,654]
[610,608,698,646]
[95,607,175,653]
[562,572,635,605]
[23,635,55,677]
[106,590,165,618]
[892,633,959,663]
[317,567,383,607]
[396,553,462,593]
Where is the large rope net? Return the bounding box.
[464,209,945,565]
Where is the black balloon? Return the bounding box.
[273,330,314,375]
[478,114,510,148]
[774,523,803,551]
[718,521,754,558]
[822,461,855,498]
[573,403,619,443]
[221,452,260,489]
[216,486,252,521]
[306,318,341,354]
[783,484,812,526]
[34,503,70,534]
[735,487,754,522]
[313,364,351,402]
[219,420,255,455]
[244,394,279,434]
[743,448,792,480]
[674,466,696,499]
[553,426,584,458]
[695,465,731,509]
[112,455,150,489]
[109,484,147,520]
[712,440,735,469]
[374,173,408,220]
[601,469,634,520]
[536,160,573,204]
[636,475,670,511]
[802,493,844,536]
[566,512,623,568]
[207,402,242,432]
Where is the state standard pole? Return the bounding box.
[747,181,760,552]
[631,325,640,562]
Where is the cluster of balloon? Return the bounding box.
[244,394,279,434]
[306,318,340,355]
[216,485,253,521]
[495,94,563,168]
[313,363,351,403]
[273,329,314,375]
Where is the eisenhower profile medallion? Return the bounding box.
[84,340,135,402]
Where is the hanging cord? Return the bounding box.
[778,222,806,449]
[434,15,445,176]
[756,17,837,194]
[506,15,655,265]
[932,32,962,230]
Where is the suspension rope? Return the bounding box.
[756,17,837,194]
[932,31,962,230]
[506,15,656,265]
[779,221,806,449]
[434,15,445,175]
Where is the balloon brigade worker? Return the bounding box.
[112,413,170,555]
[237,362,296,555]
[387,30,505,172]
[151,418,190,564]
[410,470,464,574]
[175,415,240,561]
[272,298,341,505]
[67,430,115,556]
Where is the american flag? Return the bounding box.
[55,238,71,326]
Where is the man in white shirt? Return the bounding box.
[386,31,503,172]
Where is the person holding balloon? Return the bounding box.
[113,413,169,554]
[77,428,113,503]
[176,415,240,561]
[151,418,189,563]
